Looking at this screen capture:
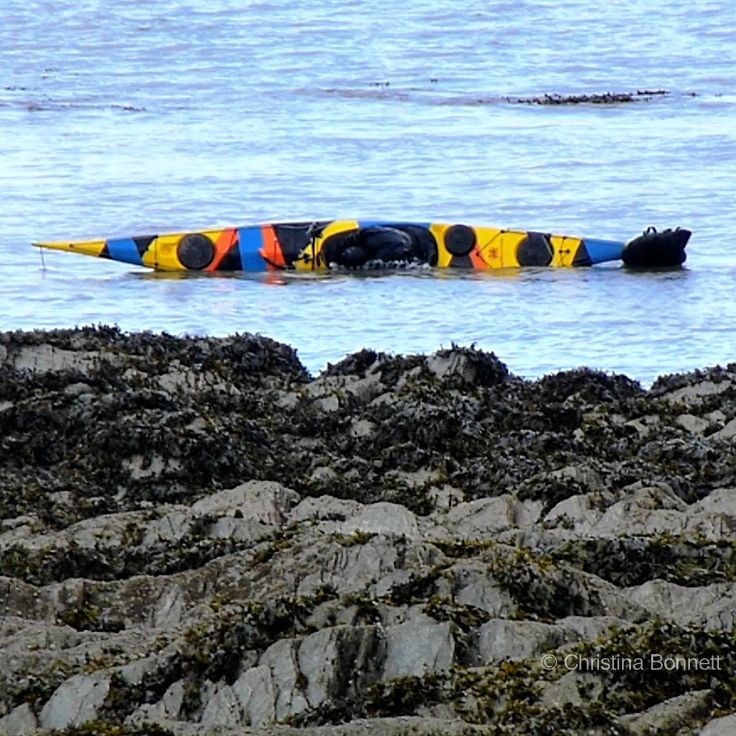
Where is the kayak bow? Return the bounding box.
[33,220,691,273]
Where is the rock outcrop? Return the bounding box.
[1,327,735,735]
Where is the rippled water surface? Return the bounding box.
[1,0,735,381]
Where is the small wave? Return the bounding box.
[8,98,147,113]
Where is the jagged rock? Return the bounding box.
[451,560,515,617]
[0,703,38,736]
[296,536,442,599]
[259,638,310,721]
[548,464,605,492]
[544,484,736,542]
[626,580,736,630]
[473,619,578,663]
[4,343,101,374]
[696,487,736,514]
[540,671,604,707]
[3,328,736,735]
[339,502,421,540]
[556,614,630,641]
[132,679,186,723]
[200,680,242,726]
[544,493,604,531]
[190,481,300,524]
[677,413,711,434]
[430,495,542,539]
[232,664,276,727]
[383,620,454,678]
[700,712,736,736]
[39,673,111,730]
[661,379,733,404]
[289,495,364,524]
[712,417,736,441]
[620,689,712,735]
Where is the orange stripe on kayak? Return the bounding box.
[259,225,286,269]
[207,228,239,272]
[469,247,489,270]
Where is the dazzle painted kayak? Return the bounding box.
[33,220,691,272]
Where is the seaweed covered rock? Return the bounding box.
[1,327,735,735]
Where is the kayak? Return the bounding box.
[33,220,691,272]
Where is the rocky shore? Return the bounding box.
[1,326,735,736]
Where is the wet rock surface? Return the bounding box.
[1,326,735,736]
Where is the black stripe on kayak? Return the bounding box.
[218,237,243,271]
[573,241,593,267]
[274,222,329,263]
[134,235,156,258]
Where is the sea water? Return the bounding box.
[1,0,735,383]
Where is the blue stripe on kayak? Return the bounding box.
[106,238,143,266]
[584,238,625,264]
[237,227,267,272]
[358,220,430,228]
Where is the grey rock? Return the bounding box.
[316,395,340,413]
[232,664,275,727]
[548,464,605,492]
[152,584,186,628]
[474,619,577,664]
[694,487,736,514]
[297,627,340,709]
[259,638,310,721]
[190,480,300,524]
[0,703,38,736]
[540,671,604,707]
[200,680,241,727]
[296,536,441,599]
[309,465,339,483]
[9,344,101,374]
[452,561,515,617]
[664,379,732,404]
[557,615,630,641]
[339,502,421,540]
[432,495,541,539]
[117,654,161,687]
[711,417,736,441]
[383,620,454,679]
[544,493,603,532]
[289,495,364,524]
[131,679,186,723]
[208,516,275,544]
[350,418,375,437]
[626,580,736,630]
[142,508,193,546]
[619,689,712,735]
[5,330,736,736]
[39,673,111,730]
[677,413,711,434]
[426,352,473,382]
[700,712,736,736]
[706,409,727,425]
[427,485,465,511]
